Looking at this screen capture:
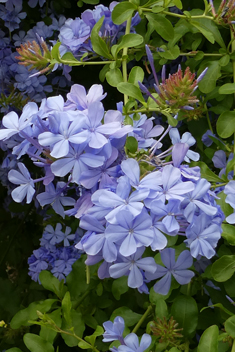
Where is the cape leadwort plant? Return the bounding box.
[2,0,235,351]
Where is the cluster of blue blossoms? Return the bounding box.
[28,223,82,282]
[58,2,140,58]
[0,80,224,295]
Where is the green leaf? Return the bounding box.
[145,13,174,41]
[197,325,218,352]
[200,303,233,317]
[40,309,61,343]
[198,61,221,93]
[222,224,235,246]
[78,341,91,349]
[219,83,235,94]
[82,0,99,3]
[51,42,62,62]
[212,255,235,282]
[171,295,198,337]
[91,17,112,59]
[125,136,138,153]
[106,68,123,87]
[117,82,145,103]
[5,349,23,352]
[219,55,230,67]
[39,271,67,298]
[85,326,104,346]
[216,111,235,138]
[110,307,142,326]
[155,299,168,320]
[216,191,233,218]
[128,66,145,86]
[151,6,164,13]
[11,299,57,329]
[191,161,222,183]
[62,292,72,326]
[24,334,54,352]
[61,52,82,66]
[111,2,136,25]
[158,45,180,60]
[225,316,235,338]
[112,277,128,300]
[61,309,85,347]
[190,21,214,43]
[99,64,110,82]
[117,34,143,53]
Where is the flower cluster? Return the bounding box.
[28,223,82,282]
[0,79,223,294]
[58,2,140,58]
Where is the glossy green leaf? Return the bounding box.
[51,42,62,62]
[219,83,235,94]
[128,66,145,86]
[78,341,91,349]
[61,52,82,66]
[171,295,198,337]
[158,45,180,60]
[216,111,235,138]
[225,316,235,338]
[125,136,138,153]
[111,2,136,25]
[219,55,230,67]
[190,20,214,43]
[40,309,61,343]
[82,0,99,3]
[110,307,142,326]
[117,34,143,52]
[117,82,145,102]
[198,61,221,93]
[61,309,85,347]
[62,292,72,326]
[216,191,233,218]
[212,255,235,282]
[11,299,57,329]
[5,349,23,352]
[85,325,104,346]
[106,68,123,87]
[145,13,174,41]
[222,224,235,246]
[39,271,67,298]
[191,161,222,183]
[24,334,54,352]
[155,299,168,320]
[91,17,112,59]
[197,325,219,352]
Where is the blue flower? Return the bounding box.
[117,333,151,352]
[185,213,221,259]
[146,248,194,295]
[103,316,125,343]
[8,162,35,203]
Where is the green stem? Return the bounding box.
[57,327,100,352]
[231,28,235,176]
[184,340,190,352]
[205,104,213,133]
[211,183,227,189]
[231,339,235,352]
[179,53,223,57]
[122,10,132,105]
[61,60,115,66]
[132,305,152,334]
[73,289,91,310]
[86,265,90,285]
[141,8,213,20]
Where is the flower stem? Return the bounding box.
[122,8,132,105]
[231,28,235,175]
[132,305,152,333]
